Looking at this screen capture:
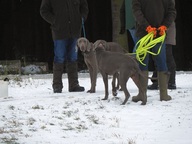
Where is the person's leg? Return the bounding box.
[132,71,148,104]
[52,40,67,93]
[166,44,176,89]
[129,29,139,44]
[52,63,64,93]
[129,29,139,53]
[147,55,158,90]
[147,70,158,90]
[66,38,84,92]
[154,43,172,101]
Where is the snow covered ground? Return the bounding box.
[0,71,192,144]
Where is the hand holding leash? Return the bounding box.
[158,25,167,36]
[146,25,157,37]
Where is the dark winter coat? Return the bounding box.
[40,0,89,40]
[132,0,176,38]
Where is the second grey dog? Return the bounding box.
[93,39,126,90]
[94,45,146,105]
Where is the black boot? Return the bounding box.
[147,70,158,90]
[66,61,85,92]
[168,83,176,90]
[168,71,176,89]
[52,63,64,93]
[147,82,158,90]
[166,45,177,90]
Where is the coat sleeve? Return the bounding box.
[80,0,89,21]
[165,22,176,45]
[132,0,149,29]
[40,0,55,25]
[162,0,177,28]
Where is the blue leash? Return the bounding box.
[82,18,86,38]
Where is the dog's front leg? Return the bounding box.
[85,62,94,93]
[86,54,97,93]
[112,73,118,96]
[90,60,98,93]
[101,72,109,100]
[89,65,96,93]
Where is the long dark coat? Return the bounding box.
[166,22,176,45]
[40,0,89,40]
[132,0,176,38]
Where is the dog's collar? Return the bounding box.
[82,51,90,54]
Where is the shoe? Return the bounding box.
[69,85,85,92]
[53,88,62,93]
[168,83,176,90]
[147,83,158,90]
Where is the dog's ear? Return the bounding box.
[76,38,80,48]
[86,38,89,45]
[101,40,108,50]
[92,42,97,51]
[87,42,93,52]
[93,40,98,49]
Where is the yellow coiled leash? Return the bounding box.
[134,32,166,66]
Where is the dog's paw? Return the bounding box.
[102,98,108,100]
[112,91,117,96]
[141,101,147,105]
[87,89,95,93]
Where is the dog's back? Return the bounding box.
[107,42,125,53]
[93,40,125,53]
[95,47,139,76]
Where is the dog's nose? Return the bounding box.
[81,45,86,52]
[81,45,85,49]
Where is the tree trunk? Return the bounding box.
[111,0,129,52]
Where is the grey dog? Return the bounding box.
[77,37,98,93]
[93,39,127,90]
[94,44,146,105]
[77,37,125,93]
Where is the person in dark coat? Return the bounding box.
[148,22,177,90]
[131,0,176,103]
[40,0,89,93]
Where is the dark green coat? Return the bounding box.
[120,0,135,30]
[40,0,89,40]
